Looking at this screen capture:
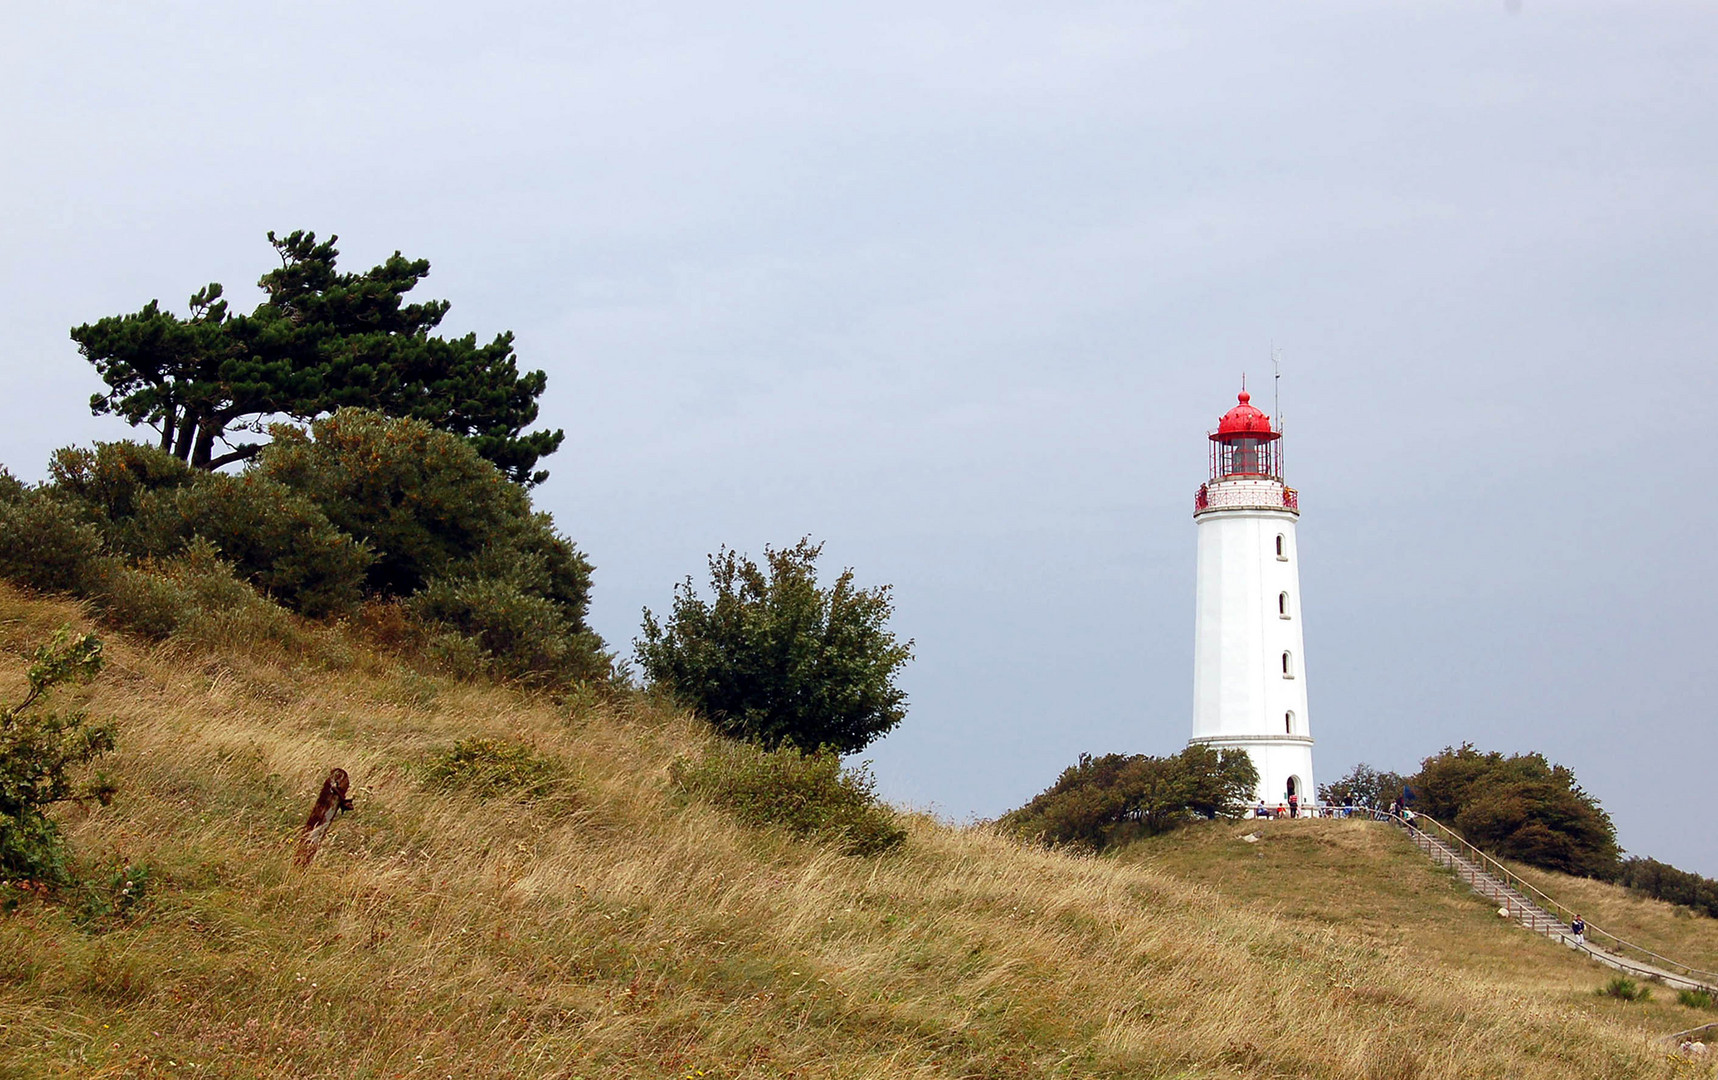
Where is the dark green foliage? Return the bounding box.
[1319,763,1407,809]
[637,540,912,754]
[1409,744,1620,879]
[422,738,566,799]
[1678,989,1715,1010]
[85,541,293,643]
[670,741,906,856]
[72,229,563,483]
[46,442,198,535]
[1597,976,1650,1002]
[126,472,372,617]
[2,415,601,682]
[256,411,582,603]
[0,629,116,884]
[42,441,370,617]
[0,494,104,595]
[410,577,606,683]
[0,467,29,505]
[1000,745,1260,851]
[1616,857,1718,920]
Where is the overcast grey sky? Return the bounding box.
[5,2,1715,873]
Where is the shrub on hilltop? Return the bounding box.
[0,412,605,683]
[1318,762,1407,810]
[1408,744,1619,879]
[637,539,911,754]
[1001,745,1258,851]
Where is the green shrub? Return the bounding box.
[128,471,372,617]
[1618,857,1718,920]
[638,539,912,754]
[257,411,554,598]
[1000,745,1260,851]
[410,575,605,683]
[670,741,905,856]
[0,467,27,505]
[0,629,116,884]
[46,441,197,540]
[1598,976,1650,1002]
[422,738,566,799]
[1678,989,1714,1010]
[0,494,105,595]
[85,559,189,640]
[89,541,302,651]
[1410,744,1620,878]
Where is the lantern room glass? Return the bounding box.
[1211,436,1281,480]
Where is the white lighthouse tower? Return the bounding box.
[1190,387,1316,811]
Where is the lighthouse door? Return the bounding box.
[1285,776,1299,800]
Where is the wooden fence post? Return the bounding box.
[293,768,354,869]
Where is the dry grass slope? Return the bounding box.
[0,583,1711,1078]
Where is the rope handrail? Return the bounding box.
[1340,806,1718,987]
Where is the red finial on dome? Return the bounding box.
[1212,387,1279,442]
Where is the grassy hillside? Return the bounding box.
[0,585,1712,1079]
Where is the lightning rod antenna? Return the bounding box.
[1273,345,1283,476]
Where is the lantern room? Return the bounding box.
[1208,389,1281,480]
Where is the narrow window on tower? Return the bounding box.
[1279,591,1290,618]
[1275,534,1287,560]
[1285,711,1294,734]
[1282,651,1294,678]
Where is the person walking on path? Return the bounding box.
[1571,915,1586,946]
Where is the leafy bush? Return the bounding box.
[126,472,372,617]
[41,440,369,618]
[1409,744,1619,878]
[257,411,570,599]
[0,466,29,504]
[670,741,905,856]
[0,629,116,884]
[1597,976,1650,1002]
[87,541,296,645]
[638,539,912,754]
[0,493,105,595]
[45,441,197,541]
[410,576,606,683]
[1318,763,1406,809]
[1001,745,1259,851]
[1678,989,1715,1010]
[422,738,566,799]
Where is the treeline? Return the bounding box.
[1616,858,1718,921]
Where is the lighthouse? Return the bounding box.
[1190,387,1316,810]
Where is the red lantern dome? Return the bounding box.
[1211,390,1279,443]
[1205,386,1282,481]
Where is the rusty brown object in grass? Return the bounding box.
[293,768,354,868]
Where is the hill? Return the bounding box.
[0,584,1712,1079]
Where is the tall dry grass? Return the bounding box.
[0,583,1707,1078]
